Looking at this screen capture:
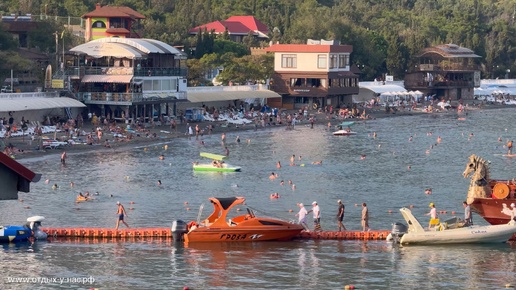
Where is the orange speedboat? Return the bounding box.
[172,197,303,243]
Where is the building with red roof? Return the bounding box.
[264,39,359,110]
[82,3,145,41]
[189,16,269,43]
[0,152,41,200]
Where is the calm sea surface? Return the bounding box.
[1,108,516,289]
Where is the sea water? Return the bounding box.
[1,108,516,289]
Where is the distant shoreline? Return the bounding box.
[3,100,509,162]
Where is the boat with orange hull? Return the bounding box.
[469,180,516,225]
[463,154,516,225]
[171,197,303,243]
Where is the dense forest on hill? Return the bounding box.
[2,0,516,81]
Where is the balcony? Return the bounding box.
[405,80,474,89]
[76,91,186,105]
[417,63,478,72]
[65,66,187,79]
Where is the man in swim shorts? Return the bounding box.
[115,201,130,230]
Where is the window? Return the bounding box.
[92,21,106,28]
[329,54,338,69]
[317,55,327,69]
[281,54,297,68]
[339,54,349,68]
[307,78,322,88]
[290,78,305,87]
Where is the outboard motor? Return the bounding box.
[26,216,47,240]
[387,222,408,242]
[171,220,187,242]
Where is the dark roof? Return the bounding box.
[0,152,41,190]
[418,43,481,58]
[17,48,50,60]
[1,21,38,33]
[265,44,353,53]
[82,5,145,19]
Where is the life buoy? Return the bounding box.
[313,103,318,109]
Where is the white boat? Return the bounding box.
[193,152,241,172]
[332,130,357,136]
[387,208,516,245]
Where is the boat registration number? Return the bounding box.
[220,234,247,240]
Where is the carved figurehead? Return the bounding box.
[463,154,492,204]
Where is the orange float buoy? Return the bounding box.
[493,183,510,199]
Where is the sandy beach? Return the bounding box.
[1,99,498,161]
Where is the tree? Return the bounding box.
[386,34,409,79]
[0,25,17,51]
[186,58,210,86]
[27,20,62,53]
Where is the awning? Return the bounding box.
[187,90,281,103]
[0,97,86,112]
[70,42,144,59]
[81,75,133,83]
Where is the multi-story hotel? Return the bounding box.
[265,39,359,110]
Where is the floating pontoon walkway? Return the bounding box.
[41,227,390,240]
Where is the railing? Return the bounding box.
[417,63,478,72]
[65,66,187,78]
[76,91,186,103]
[187,84,269,93]
[133,67,187,77]
[0,92,58,98]
[405,80,474,88]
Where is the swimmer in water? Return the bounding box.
[159,154,165,160]
[269,172,276,180]
[157,180,162,186]
[277,161,281,169]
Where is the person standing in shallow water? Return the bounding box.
[61,151,67,165]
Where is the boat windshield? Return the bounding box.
[196,203,204,224]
